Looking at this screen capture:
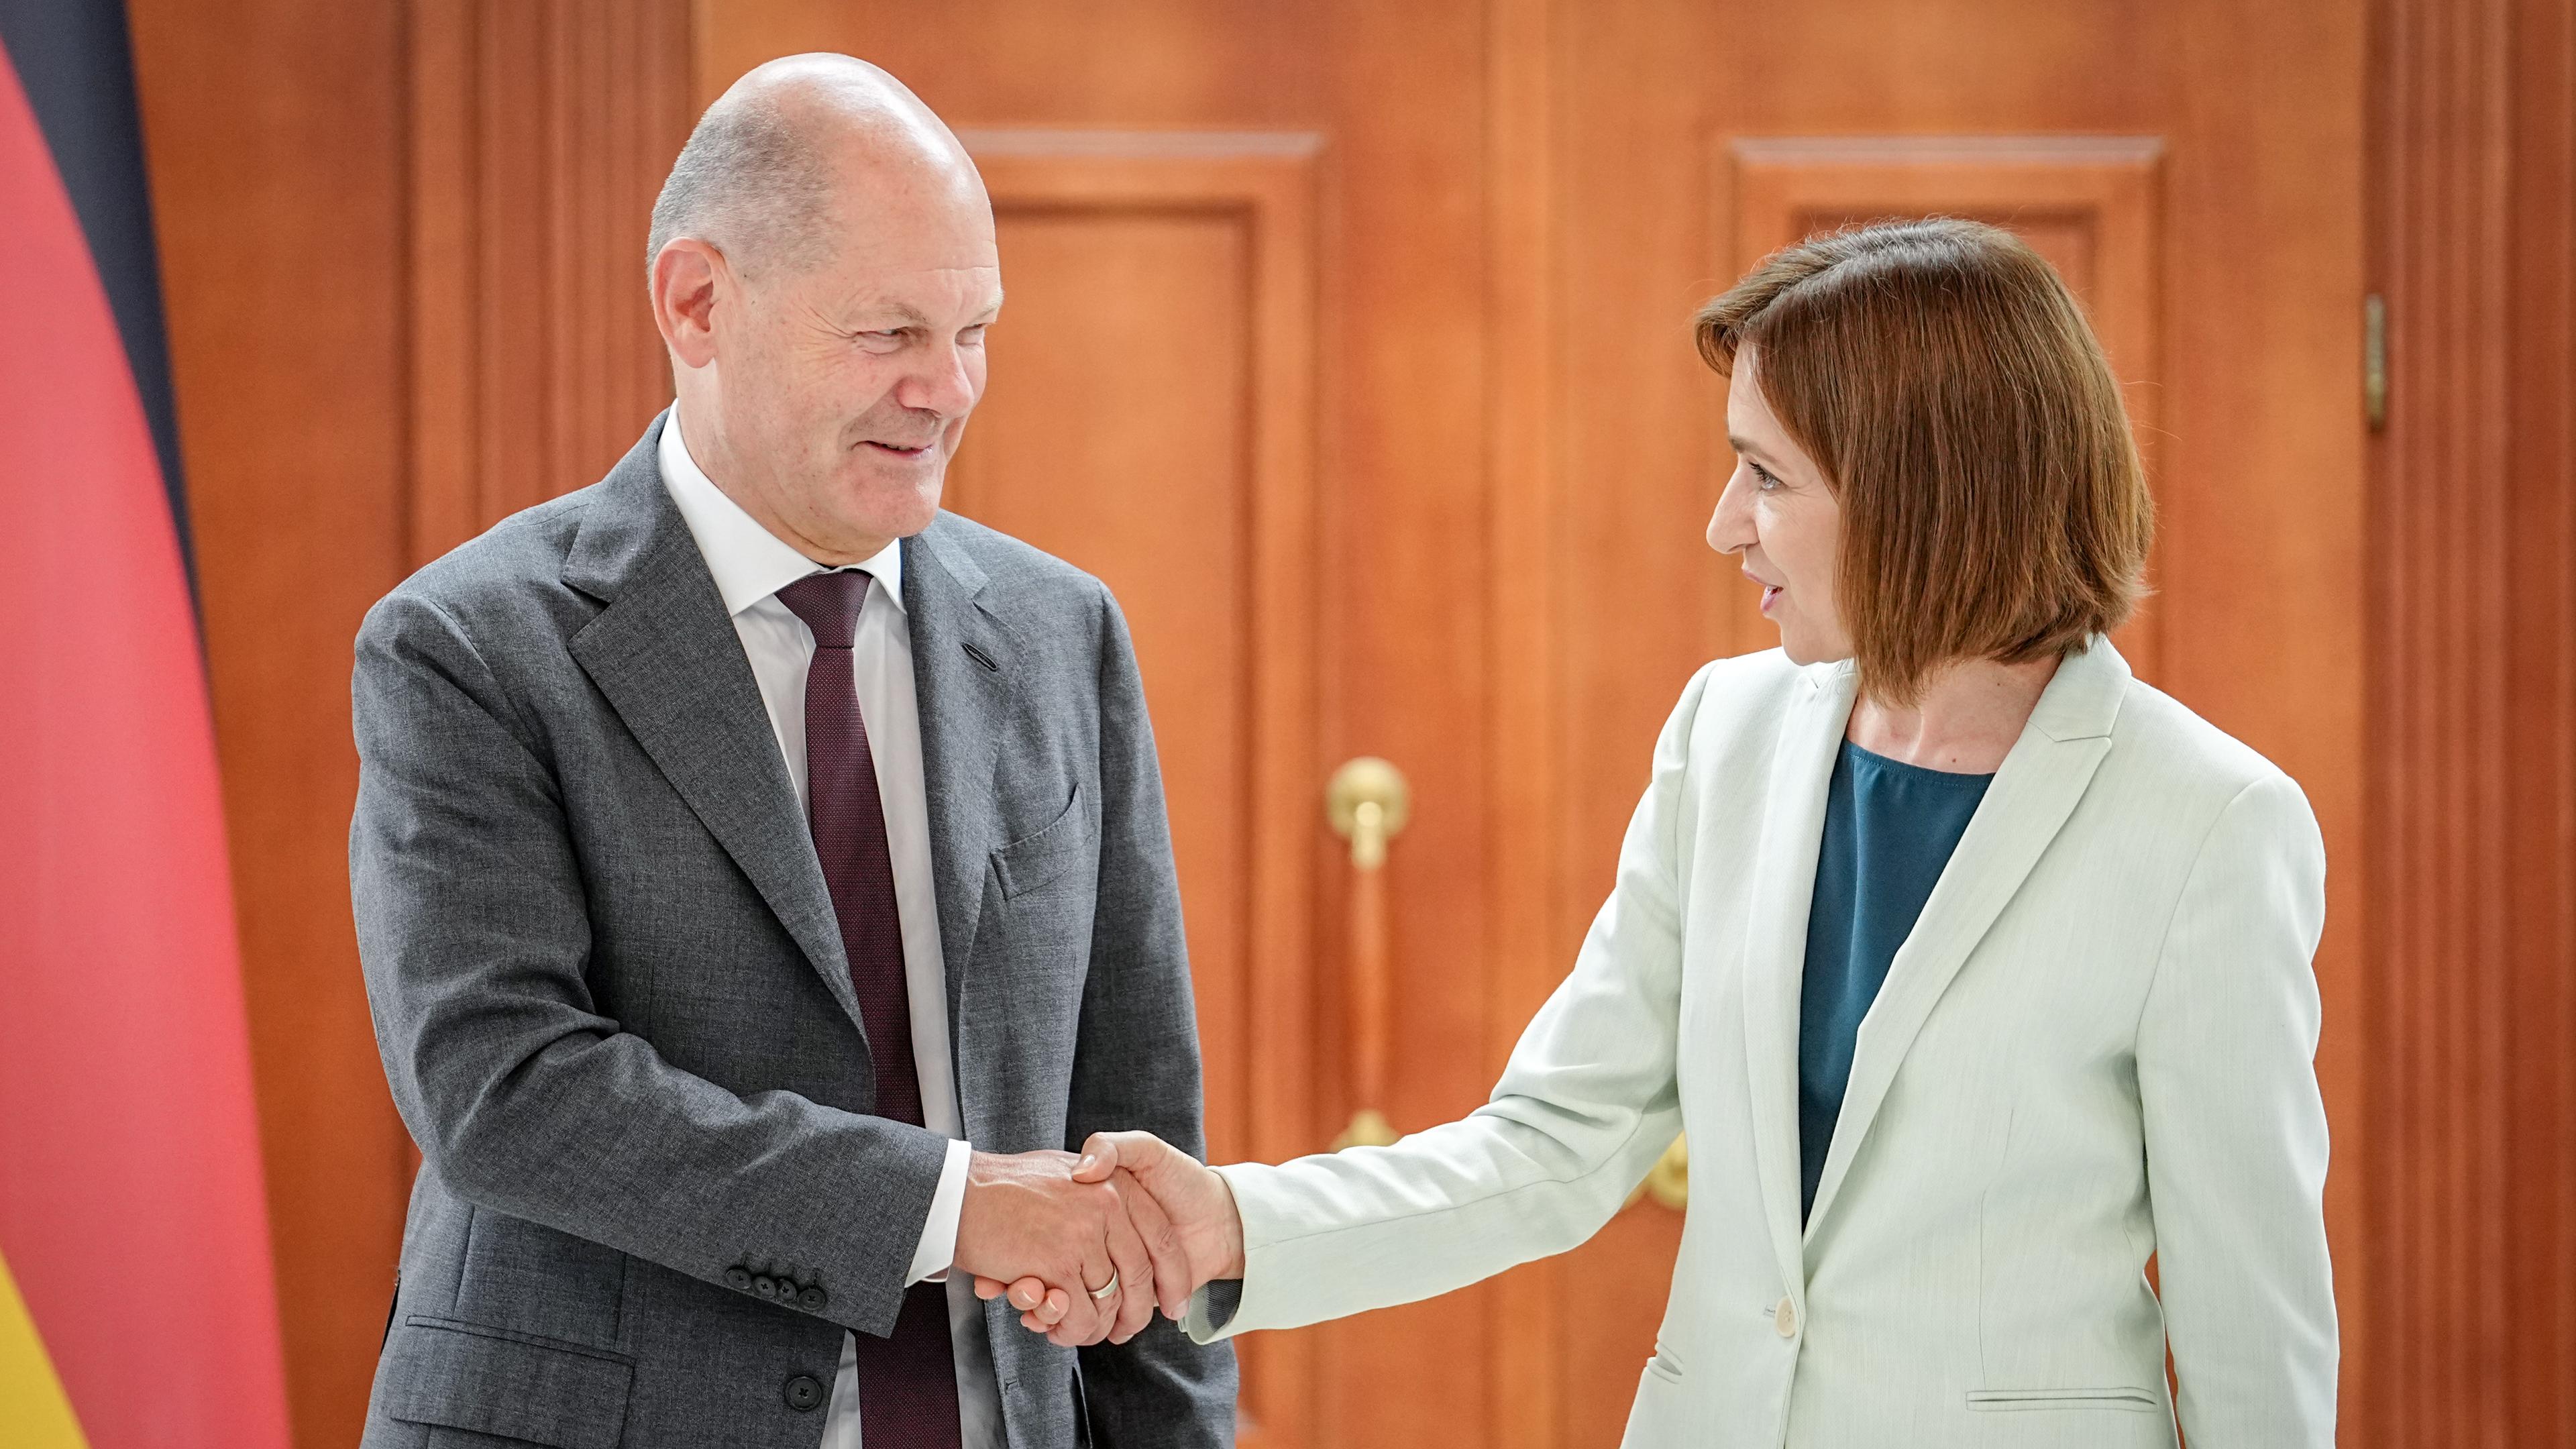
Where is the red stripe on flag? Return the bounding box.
[0,40,290,1449]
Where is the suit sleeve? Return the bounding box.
[350,590,951,1338]
[1181,664,1709,1342]
[1063,584,1240,1448]
[2137,772,2338,1446]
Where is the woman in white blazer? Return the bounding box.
[990,218,2336,1447]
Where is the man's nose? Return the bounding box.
[896,340,978,418]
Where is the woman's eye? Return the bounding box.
[1752,464,1781,492]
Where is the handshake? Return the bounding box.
[951,1131,1247,1347]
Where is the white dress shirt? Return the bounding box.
[659,411,998,1449]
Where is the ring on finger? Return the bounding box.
[1087,1269,1120,1301]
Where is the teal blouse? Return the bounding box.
[1798,741,1992,1220]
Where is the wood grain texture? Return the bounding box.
[1478,0,1567,1444]
[2367,0,2576,1439]
[410,0,692,568]
[123,3,413,1444]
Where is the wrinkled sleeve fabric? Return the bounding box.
[352,589,950,1338]
[1185,665,1712,1342]
[2137,771,2337,1446]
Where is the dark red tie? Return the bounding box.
[775,570,963,1449]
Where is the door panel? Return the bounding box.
[945,133,1326,1446]
[947,202,1255,1142]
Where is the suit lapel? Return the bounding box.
[1739,660,1858,1298]
[902,521,1016,1102]
[561,418,867,1037]
[1801,640,2131,1236]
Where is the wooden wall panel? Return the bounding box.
[945,132,1325,1447]
[2368,0,2576,1440]
[1477,1,1567,1446]
[410,0,693,566]
[124,3,413,1445]
[2155,0,2375,1418]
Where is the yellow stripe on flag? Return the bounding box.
[0,1248,90,1449]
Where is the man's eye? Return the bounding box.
[959,326,989,345]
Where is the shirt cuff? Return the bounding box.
[908,1137,973,1285]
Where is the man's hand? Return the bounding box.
[975,1131,1246,1334]
[953,1149,1165,1346]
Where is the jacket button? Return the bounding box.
[784,1375,826,1412]
[754,1275,779,1299]
[798,1285,828,1312]
[724,1267,752,1291]
[1774,1297,1799,1338]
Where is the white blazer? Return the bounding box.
[1187,640,2334,1447]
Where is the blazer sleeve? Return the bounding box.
[1182,664,1711,1342]
[1063,584,1240,1447]
[350,590,952,1338]
[2136,771,2337,1446]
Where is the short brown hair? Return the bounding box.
[1695,218,2151,702]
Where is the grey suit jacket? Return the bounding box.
[350,417,1236,1448]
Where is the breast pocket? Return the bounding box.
[992,785,1095,902]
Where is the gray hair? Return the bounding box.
[647,92,833,279]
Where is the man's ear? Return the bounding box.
[651,239,727,370]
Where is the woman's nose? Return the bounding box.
[1707,468,1754,554]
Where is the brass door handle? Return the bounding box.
[1326,757,1408,1150]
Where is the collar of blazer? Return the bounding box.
[1737,639,2133,1293]
[556,413,1021,1055]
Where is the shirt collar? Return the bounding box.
[658,408,905,616]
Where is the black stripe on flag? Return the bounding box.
[0,0,194,589]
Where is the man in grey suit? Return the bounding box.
[350,53,1232,1448]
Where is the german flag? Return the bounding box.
[0,3,291,1444]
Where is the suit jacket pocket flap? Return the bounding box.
[1966,1387,2160,1412]
[992,785,1091,900]
[382,1316,633,1448]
